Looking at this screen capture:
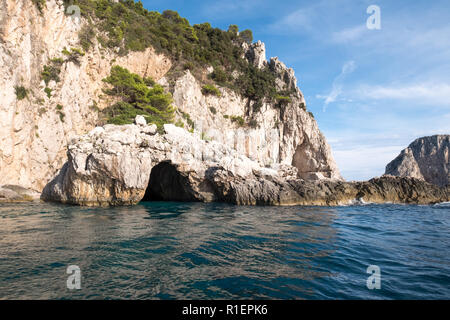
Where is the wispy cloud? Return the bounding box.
[268,8,314,32]
[352,83,450,107]
[316,61,356,110]
[333,145,403,181]
[201,0,263,18]
[331,25,367,43]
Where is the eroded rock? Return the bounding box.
[42,119,449,207]
[386,135,449,187]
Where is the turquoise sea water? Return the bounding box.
[0,201,449,300]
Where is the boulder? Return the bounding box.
[0,185,40,202]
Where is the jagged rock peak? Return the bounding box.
[244,40,267,69]
[269,57,298,92]
[385,135,449,187]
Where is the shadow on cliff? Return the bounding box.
[141,161,201,202]
[40,162,69,202]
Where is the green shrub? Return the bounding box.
[248,119,258,128]
[32,0,46,13]
[308,111,314,118]
[253,100,262,112]
[102,65,174,131]
[90,101,99,111]
[275,95,292,107]
[41,58,63,85]
[79,25,95,51]
[56,104,63,110]
[175,119,184,128]
[228,25,239,35]
[38,108,47,116]
[58,111,65,122]
[240,29,253,44]
[181,111,195,128]
[44,87,52,98]
[231,115,245,127]
[144,76,156,87]
[201,131,211,141]
[62,47,85,65]
[210,67,229,85]
[183,62,194,70]
[15,86,28,100]
[209,107,217,115]
[236,65,277,103]
[202,84,221,97]
[65,1,287,108]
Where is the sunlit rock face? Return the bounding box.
[0,0,171,192]
[41,118,266,206]
[41,117,449,207]
[170,66,342,181]
[386,135,450,187]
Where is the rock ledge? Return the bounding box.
[41,119,450,207]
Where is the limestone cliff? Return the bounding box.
[0,0,340,200]
[0,0,171,192]
[41,117,449,206]
[385,135,449,187]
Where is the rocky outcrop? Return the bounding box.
[42,117,264,206]
[245,40,267,69]
[386,135,449,187]
[169,67,342,181]
[0,184,40,202]
[42,118,449,206]
[212,173,449,206]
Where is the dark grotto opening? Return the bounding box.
[141,161,200,202]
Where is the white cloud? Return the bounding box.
[333,145,403,181]
[353,83,450,107]
[268,8,313,32]
[331,25,367,43]
[316,61,356,110]
[201,0,262,18]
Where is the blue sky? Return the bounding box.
[142,0,450,181]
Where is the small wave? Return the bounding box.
[339,198,374,206]
[434,201,450,207]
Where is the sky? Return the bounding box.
[142,0,450,181]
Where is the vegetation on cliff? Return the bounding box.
[32,0,46,13]
[30,0,302,129]
[15,86,28,100]
[201,84,221,97]
[55,0,285,105]
[101,66,174,132]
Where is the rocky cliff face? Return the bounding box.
[42,117,449,206]
[0,0,340,200]
[169,42,341,181]
[0,0,171,192]
[41,117,272,206]
[385,135,449,187]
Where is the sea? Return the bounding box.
[0,201,449,299]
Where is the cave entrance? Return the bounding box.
[141,161,199,202]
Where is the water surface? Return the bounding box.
[0,202,449,299]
